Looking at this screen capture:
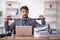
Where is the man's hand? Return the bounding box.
[5,15,11,20]
[39,15,45,19]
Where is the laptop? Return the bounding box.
[16,26,32,36]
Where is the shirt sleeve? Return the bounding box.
[5,19,16,31]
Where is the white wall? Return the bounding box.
[19,0,57,18]
[19,0,44,18]
[0,0,57,18]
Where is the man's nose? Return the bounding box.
[24,12,27,14]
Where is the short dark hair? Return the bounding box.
[20,6,29,11]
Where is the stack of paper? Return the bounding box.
[34,25,49,37]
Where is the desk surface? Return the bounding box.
[0,34,60,40]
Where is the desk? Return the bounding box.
[0,34,60,40]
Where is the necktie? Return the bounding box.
[22,19,27,26]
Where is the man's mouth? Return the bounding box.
[23,15,28,18]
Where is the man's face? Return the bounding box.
[21,9,28,18]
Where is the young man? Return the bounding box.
[5,6,46,35]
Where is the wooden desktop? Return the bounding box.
[0,34,60,40]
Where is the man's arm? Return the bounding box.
[5,19,16,31]
[33,18,46,27]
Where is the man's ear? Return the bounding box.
[27,11,29,14]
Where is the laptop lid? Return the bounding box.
[16,26,32,36]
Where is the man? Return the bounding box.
[5,6,46,35]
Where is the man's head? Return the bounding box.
[20,6,29,18]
